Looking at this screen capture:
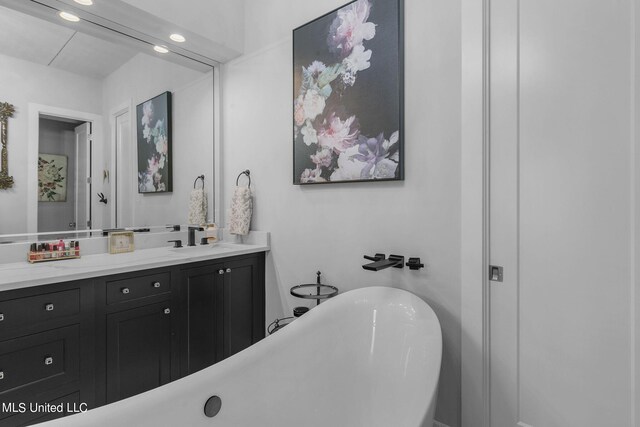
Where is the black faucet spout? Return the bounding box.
[362,254,404,271]
[188,226,205,247]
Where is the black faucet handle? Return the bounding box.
[168,240,182,248]
[188,226,205,231]
[363,253,386,262]
[406,258,425,270]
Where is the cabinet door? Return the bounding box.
[223,255,265,359]
[105,301,173,403]
[180,264,224,376]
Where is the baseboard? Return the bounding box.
[433,421,451,427]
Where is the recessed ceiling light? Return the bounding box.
[59,11,80,22]
[169,33,186,43]
[154,45,169,54]
[73,0,93,5]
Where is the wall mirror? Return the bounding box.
[0,0,217,240]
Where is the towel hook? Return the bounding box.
[193,175,205,189]
[236,170,251,188]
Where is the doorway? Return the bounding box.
[37,115,92,233]
[27,104,103,234]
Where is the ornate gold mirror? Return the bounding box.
[0,102,15,190]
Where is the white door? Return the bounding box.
[115,111,133,228]
[75,122,91,230]
[488,0,634,426]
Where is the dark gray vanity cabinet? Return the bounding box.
[0,250,266,426]
[179,253,265,377]
[0,280,95,427]
[94,268,180,406]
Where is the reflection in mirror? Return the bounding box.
[0,3,215,236]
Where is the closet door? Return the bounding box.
[488,0,634,426]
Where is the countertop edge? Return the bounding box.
[0,245,270,293]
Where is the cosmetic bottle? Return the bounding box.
[75,241,80,256]
[44,244,51,259]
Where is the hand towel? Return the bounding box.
[188,188,208,225]
[229,186,252,235]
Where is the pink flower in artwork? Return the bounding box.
[317,113,359,154]
[294,96,305,126]
[148,156,160,175]
[327,0,376,57]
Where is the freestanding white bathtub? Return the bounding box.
[41,286,442,427]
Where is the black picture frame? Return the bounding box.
[136,91,173,193]
[293,0,404,185]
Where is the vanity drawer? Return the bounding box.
[0,289,80,334]
[0,325,80,397]
[106,272,171,305]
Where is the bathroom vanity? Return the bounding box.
[0,243,267,426]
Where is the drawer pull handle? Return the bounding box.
[226,268,232,273]
[164,308,171,315]
[45,303,54,311]
[0,313,4,322]
[121,287,130,294]
[44,356,53,366]
[218,269,224,275]
[0,371,4,380]
[153,282,161,288]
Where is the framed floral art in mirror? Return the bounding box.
[137,91,172,193]
[293,0,404,185]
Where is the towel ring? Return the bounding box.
[193,175,205,189]
[236,170,251,188]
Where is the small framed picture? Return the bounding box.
[109,231,135,254]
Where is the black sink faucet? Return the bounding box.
[187,226,205,247]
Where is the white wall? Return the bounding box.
[222,1,462,425]
[102,53,214,228]
[0,53,102,235]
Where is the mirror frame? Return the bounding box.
[0,102,15,190]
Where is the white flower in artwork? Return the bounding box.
[300,168,327,183]
[138,172,155,192]
[142,125,151,141]
[304,61,327,79]
[303,89,326,121]
[330,145,367,181]
[373,158,398,179]
[301,121,318,146]
[327,0,376,57]
[310,147,333,168]
[344,45,372,72]
[383,131,399,153]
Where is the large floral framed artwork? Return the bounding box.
[137,91,172,193]
[293,0,404,184]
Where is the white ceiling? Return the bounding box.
[0,5,138,79]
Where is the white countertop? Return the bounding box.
[0,242,269,292]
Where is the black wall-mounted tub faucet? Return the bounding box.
[362,254,405,271]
